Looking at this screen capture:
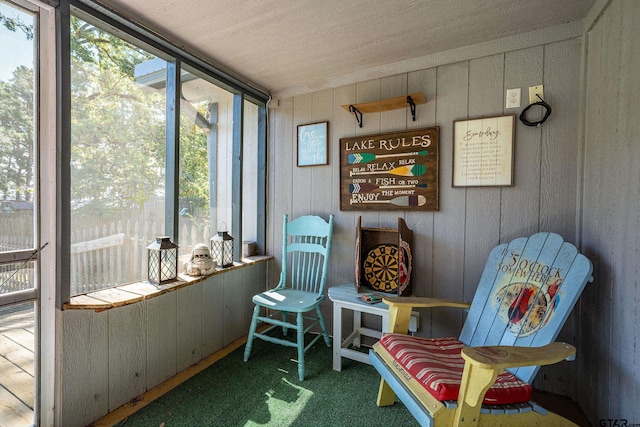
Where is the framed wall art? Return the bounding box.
[453,115,515,187]
[339,127,439,211]
[297,121,328,166]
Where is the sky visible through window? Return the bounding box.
[0,2,34,81]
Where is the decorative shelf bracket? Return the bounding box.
[342,92,426,128]
[349,105,364,128]
[407,95,416,121]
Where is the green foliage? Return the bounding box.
[179,110,210,201]
[70,16,153,78]
[70,16,166,216]
[70,53,166,216]
[0,66,34,201]
[1,13,212,221]
[69,15,210,219]
[0,6,34,201]
[0,11,33,40]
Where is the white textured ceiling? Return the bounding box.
[95,0,595,98]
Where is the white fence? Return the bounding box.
[70,220,211,295]
[1,214,210,296]
[0,213,35,294]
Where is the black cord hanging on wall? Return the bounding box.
[519,94,552,127]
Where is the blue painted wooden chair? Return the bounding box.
[369,232,593,427]
[244,214,334,381]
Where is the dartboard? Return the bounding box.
[363,244,398,292]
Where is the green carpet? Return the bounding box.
[116,335,418,427]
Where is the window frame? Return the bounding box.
[60,0,268,303]
[0,0,40,306]
[0,0,58,424]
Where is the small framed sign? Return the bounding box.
[453,115,515,187]
[297,121,329,166]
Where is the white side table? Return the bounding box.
[328,283,390,371]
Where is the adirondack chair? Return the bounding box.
[369,232,593,427]
[244,214,334,381]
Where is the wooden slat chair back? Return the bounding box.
[370,232,593,427]
[460,232,591,381]
[282,215,333,294]
[244,214,334,381]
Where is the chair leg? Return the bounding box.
[243,304,260,362]
[282,312,289,336]
[297,312,305,381]
[316,306,331,347]
[377,378,396,407]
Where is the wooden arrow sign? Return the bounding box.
[349,183,428,193]
[349,164,426,177]
[350,195,426,207]
[348,150,428,164]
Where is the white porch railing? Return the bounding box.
[1,215,211,296]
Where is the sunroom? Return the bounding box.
[0,0,638,426]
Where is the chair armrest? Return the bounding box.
[453,342,576,426]
[382,296,471,333]
[382,296,471,309]
[461,342,576,370]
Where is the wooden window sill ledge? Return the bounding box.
[63,255,272,312]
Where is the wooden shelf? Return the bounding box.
[341,92,426,127]
[341,92,426,114]
[63,256,272,311]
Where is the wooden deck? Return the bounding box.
[0,304,35,427]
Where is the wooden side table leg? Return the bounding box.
[332,302,342,371]
[381,312,389,333]
[353,308,362,348]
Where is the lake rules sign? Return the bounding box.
[340,127,439,211]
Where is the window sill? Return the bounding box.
[63,255,272,312]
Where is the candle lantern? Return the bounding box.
[210,229,234,268]
[147,236,179,284]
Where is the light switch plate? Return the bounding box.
[506,88,521,109]
[529,85,544,104]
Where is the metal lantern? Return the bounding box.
[210,230,234,268]
[147,236,179,284]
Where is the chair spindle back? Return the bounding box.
[280,214,334,295]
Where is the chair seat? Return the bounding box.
[253,289,325,312]
[378,334,532,405]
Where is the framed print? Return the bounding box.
[297,121,328,166]
[453,115,515,187]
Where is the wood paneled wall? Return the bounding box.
[268,37,583,395]
[60,262,267,427]
[580,0,640,423]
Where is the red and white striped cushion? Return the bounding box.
[378,334,532,405]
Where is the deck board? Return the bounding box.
[0,356,34,408]
[2,328,34,352]
[0,334,34,375]
[0,305,35,426]
[0,309,33,332]
[0,387,33,427]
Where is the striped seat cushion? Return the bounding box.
[378,334,532,405]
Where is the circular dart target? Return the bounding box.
[363,244,399,292]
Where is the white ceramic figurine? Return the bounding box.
[183,243,216,276]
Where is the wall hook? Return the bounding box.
[349,105,363,128]
[407,96,416,121]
